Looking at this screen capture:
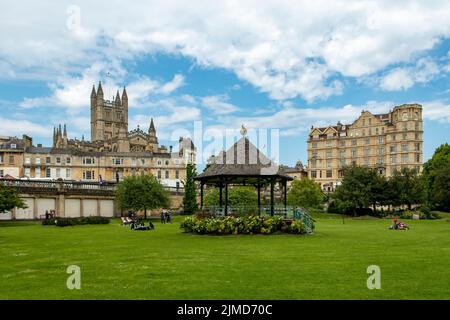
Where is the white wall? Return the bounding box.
[99,200,114,217]
[82,199,98,216]
[65,199,81,218]
[0,211,12,220]
[16,198,35,219]
[37,198,55,217]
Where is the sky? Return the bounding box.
[0,0,450,168]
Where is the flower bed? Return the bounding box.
[180,215,314,235]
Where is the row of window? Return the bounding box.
[112,158,179,166]
[311,153,420,169]
[0,155,14,164]
[23,167,72,179]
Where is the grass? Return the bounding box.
[0,215,449,299]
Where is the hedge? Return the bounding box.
[42,216,110,227]
[180,215,314,235]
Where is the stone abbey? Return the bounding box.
[0,82,196,187]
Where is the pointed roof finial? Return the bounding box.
[97,81,103,95]
[149,118,156,133]
[122,86,127,100]
[91,84,96,98]
[63,124,67,137]
[115,90,121,103]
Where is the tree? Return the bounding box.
[390,167,425,209]
[115,174,170,219]
[368,173,391,213]
[429,159,450,211]
[204,186,257,209]
[0,182,27,214]
[422,143,450,209]
[287,178,324,208]
[333,164,378,215]
[182,163,198,214]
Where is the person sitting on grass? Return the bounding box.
[149,222,155,230]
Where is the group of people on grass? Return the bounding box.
[122,209,173,231]
[389,217,409,230]
[160,210,172,224]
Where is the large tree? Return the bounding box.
[333,164,379,215]
[429,159,450,211]
[182,163,198,214]
[422,143,450,209]
[287,178,324,208]
[390,167,425,209]
[0,182,27,214]
[116,174,170,219]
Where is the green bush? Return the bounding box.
[288,220,307,234]
[180,215,312,235]
[54,218,77,227]
[42,216,110,227]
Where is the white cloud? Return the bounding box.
[19,64,185,113]
[421,101,450,123]
[0,117,49,137]
[380,58,440,91]
[2,1,450,102]
[129,100,201,140]
[380,69,415,91]
[206,100,450,137]
[201,95,241,115]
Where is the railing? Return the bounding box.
[0,178,184,195]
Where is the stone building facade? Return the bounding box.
[307,104,423,191]
[0,82,196,188]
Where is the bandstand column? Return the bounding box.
[200,181,204,210]
[257,178,261,216]
[270,178,275,216]
[224,179,228,216]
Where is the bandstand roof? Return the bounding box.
[195,137,292,185]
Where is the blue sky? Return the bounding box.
[0,1,450,169]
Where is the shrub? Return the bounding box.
[180,215,312,235]
[288,220,307,234]
[54,218,77,227]
[42,216,110,227]
[81,216,110,224]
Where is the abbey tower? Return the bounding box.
[90,81,128,142]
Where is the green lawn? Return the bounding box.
[0,216,449,299]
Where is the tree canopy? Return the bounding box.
[0,182,27,214]
[116,174,170,218]
[287,178,324,208]
[422,143,450,210]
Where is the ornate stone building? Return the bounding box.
[1,82,196,188]
[307,104,423,191]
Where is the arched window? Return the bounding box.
[402,112,408,121]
